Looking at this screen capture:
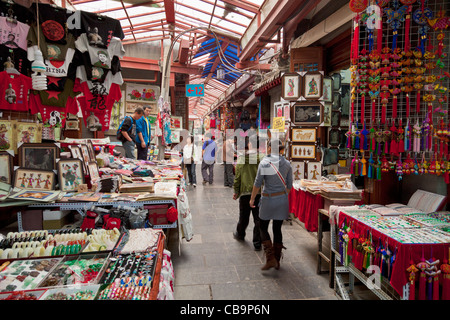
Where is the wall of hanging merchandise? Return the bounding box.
[348,0,450,182]
[0,0,125,134]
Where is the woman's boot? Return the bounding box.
[261,240,278,270]
[273,243,286,270]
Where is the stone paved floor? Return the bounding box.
[168,163,340,300]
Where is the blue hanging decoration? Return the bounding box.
[354,122,360,150]
[368,152,374,178]
[384,0,408,50]
[413,0,434,54]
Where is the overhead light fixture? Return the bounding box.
[216,66,225,80]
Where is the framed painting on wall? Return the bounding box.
[307,161,322,180]
[126,83,160,103]
[281,73,301,100]
[291,161,305,180]
[0,120,16,153]
[322,77,333,103]
[16,122,42,147]
[291,102,322,126]
[291,144,316,159]
[291,128,316,143]
[303,72,323,100]
[323,103,332,127]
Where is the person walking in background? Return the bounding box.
[250,139,292,271]
[183,135,197,187]
[223,135,235,187]
[201,133,217,185]
[136,105,151,160]
[119,107,144,159]
[233,136,262,251]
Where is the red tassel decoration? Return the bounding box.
[433,273,440,300]
[407,261,419,300]
[440,259,450,300]
[392,96,398,118]
[351,101,355,123]
[382,105,386,124]
[406,94,410,118]
[417,260,429,300]
[361,95,365,124]
[416,91,421,113]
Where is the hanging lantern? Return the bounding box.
[216,66,225,80]
[199,97,204,105]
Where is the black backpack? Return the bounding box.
[116,116,133,142]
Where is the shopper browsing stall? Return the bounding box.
[136,106,152,160]
[119,107,144,159]
[250,139,292,270]
[201,133,217,185]
[233,135,262,251]
[183,135,197,187]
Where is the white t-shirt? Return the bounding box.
[75,34,125,70]
[0,17,29,51]
[76,65,123,94]
[28,46,75,77]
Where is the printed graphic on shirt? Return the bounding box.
[87,26,104,47]
[93,50,109,69]
[0,18,29,51]
[47,44,62,61]
[4,83,15,104]
[91,67,104,81]
[41,20,65,42]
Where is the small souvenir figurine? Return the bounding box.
[381,156,390,172]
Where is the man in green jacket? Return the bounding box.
[232,135,262,251]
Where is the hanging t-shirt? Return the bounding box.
[31,3,73,45]
[0,70,31,111]
[75,34,124,70]
[29,92,78,127]
[37,78,80,108]
[70,11,124,48]
[28,46,75,77]
[0,2,35,24]
[0,17,29,51]
[0,45,30,76]
[27,24,76,61]
[76,65,123,95]
[76,80,121,131]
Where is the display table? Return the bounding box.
[289,188,324,232]
[333,208,450,300]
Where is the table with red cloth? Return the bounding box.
[337,210,450,299]
[289,188,324,232]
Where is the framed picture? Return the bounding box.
[13,168,55,191]
[69,145,83,161]
[88,162,100,181]
[8,189,61,202]
[57,159,85,192]
[332,92,341,111]
[341,84,351,116]
[323,103,332,127]
[274,101,291,121]
[329,129,340,147]
[80,144,91,164]
[170,129,181,143]
[65,120,79,131]
[0,152,13,184]
[87,140,96,162]
[292,102,322,126]
[291,144,316,159]
[291,161,305,180]
[126,83,160,103]
[0,120,16,153]
[16,122,42,146]
[281,73,301,100]
[18,143,59,171]
[292,128,316,143]
[323,148,339,166]
[307,161,322,180]
[340,118,350,128]
[171,116,183,129]
[331,73,341,91]
[303,72,323,100]
[322,77,333,103]
[331,111,341,127]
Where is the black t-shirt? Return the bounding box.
[31,3,72,45]
[0,44,30,76]
[72,11,124,49]
[0,2,35,24]
[121,116,136,141]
